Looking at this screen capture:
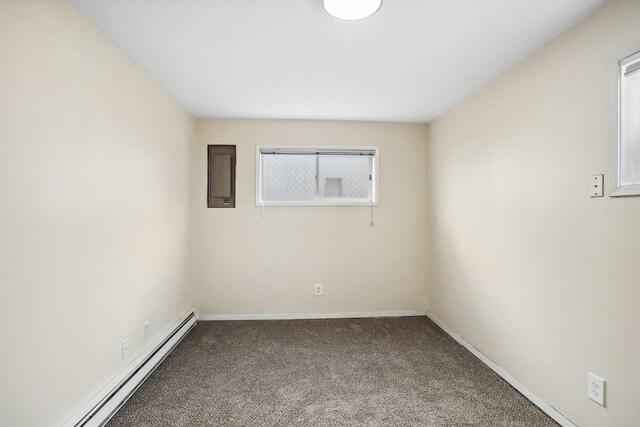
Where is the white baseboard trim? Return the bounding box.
[61,309,196,427]
[199,310,426,321]
[426,312,576,427]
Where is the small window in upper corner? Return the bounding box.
[613,50,640,196]
[255,146,379,206]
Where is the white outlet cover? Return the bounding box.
[314,284,323,296]
[122,338,129,360]
[144,321,150,338]
[588,372,605,406]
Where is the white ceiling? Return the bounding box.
[68,0,607,123]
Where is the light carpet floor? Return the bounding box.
[107,317,558,426]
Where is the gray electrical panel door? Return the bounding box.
[208,145,236,208]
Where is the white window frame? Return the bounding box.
[255,145,380,207]
[610,46,640,197]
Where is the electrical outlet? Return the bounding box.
[588,372,605,406]
[122,338,129,359]
[144,321,150,338]
[314,283,323,296]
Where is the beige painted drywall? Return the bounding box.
[0,1,194,426]
[426,0,640,425]
[193,119,429,316]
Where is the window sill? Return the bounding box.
[256,201,380,207]
[610,184,640,197]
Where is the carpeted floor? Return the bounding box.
[107,317,558,426]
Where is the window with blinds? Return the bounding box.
[613,50,640,196]
[256,146,379,206]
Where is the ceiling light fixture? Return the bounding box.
[323,0,382,21]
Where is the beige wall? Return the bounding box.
[426,0,640,426]
[193,119,429,316]
[0,1,194,426]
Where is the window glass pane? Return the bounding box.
[318,156,371,199]
[261,154,316,202]
[621,60,640,186]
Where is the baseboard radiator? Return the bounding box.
[75,311,197,427]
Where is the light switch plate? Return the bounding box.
[588,372,605,406]
[590,174,604,198]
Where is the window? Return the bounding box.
[613,50,640,196]
[256,146,379,206]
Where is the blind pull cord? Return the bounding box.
[370,202,374,227]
